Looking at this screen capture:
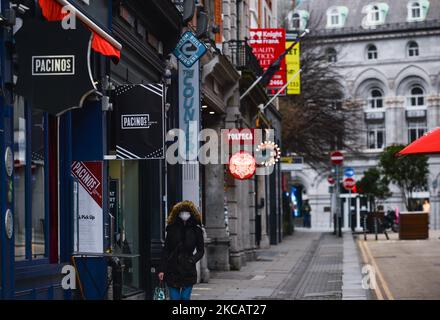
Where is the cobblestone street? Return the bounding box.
[193,230,367,300]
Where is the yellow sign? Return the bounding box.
[285,42,300,95]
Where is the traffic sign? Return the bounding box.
[327,175,335,185]
[344,167,355,177]
[330,151,344,165]
[343,177,356,190]
[173,31,207,68]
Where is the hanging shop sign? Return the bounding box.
[229,151,257,180]
[114,84,165,160]
[173,31,207,68]
[285,41,300,95]
[71,161,103,253]
[15,18,96,115]
[249,28,287,95]
[179,59,200,205]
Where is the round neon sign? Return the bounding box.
[229,151,256,180]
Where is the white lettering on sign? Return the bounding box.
[32,55,75,75]
[227,133,253,141]
[121,114,156,129]
[71,161,100,193]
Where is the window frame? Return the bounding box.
[326,48,337,63]
[408,86,425,107]
[367,44,378,60]
[408,120,427,143]
[370,5,380,22]
[367,88,384,109]
[407,0,430,22]
[290,13,300,30]
[367,123,386,150]
[13,101,50,264]
[407,41,419,57]
[411,2,421,18]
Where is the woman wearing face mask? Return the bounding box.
[157,200,205,300]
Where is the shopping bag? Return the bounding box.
[153,281,168,300]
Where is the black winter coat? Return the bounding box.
[159,217,204,288]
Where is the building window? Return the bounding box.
[331,9,340,25]
[408,1,430,22]
[408,86,425,107]
[367,44,378,60]
[368,88,383,109]
[288,10,309,31]
[290,13,300,29]
[326,6,349,28]
[408,121,427,142]
[370,5,380,22]
[408,41,419,57]
[326,48,337,63]
[367,124,385,149]
[411,2,421,18]
[362,3,389,28]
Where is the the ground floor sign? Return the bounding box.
[71,161,103,253]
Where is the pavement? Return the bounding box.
[357,230,440,300]
[192,229,368,300]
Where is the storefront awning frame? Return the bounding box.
[55,0,122,51]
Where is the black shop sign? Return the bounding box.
[15,18,95,115]
[114,84,165,160]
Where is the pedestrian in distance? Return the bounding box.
[303,200,311,228]
[423,199,430,214]
[158,200,205,300]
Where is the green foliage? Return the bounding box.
[379,145,429,210]
[356,167,390,211]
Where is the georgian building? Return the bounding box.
[284,0,440,230]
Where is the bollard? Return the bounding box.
[110,257,123,300]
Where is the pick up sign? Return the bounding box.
[71,161,103,253]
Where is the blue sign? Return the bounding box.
[344,167,355,177]
[173,31,207,68]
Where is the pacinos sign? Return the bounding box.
[114,84,164,159]
[15,18,96,115]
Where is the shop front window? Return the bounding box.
[109,160,141,296]
[13,96,48,261]
[14,97,27,261]
[31,109,46,257]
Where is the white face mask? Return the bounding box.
[179,211,191,222]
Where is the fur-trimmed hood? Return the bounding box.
[167,201,202,225]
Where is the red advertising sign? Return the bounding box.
[229,151,256,180]
[249,28,286,94]
[71,161,103,207]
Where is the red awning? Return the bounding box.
[38,0,120,63]
[398,127,440,156]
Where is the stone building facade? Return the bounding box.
[284,0,440,230]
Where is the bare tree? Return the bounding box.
[279,40,363,168]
